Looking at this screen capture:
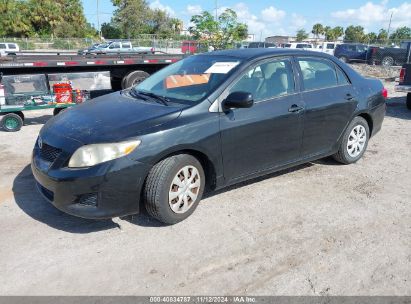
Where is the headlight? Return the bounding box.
[68,140,141,168]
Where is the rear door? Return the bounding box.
[219,57,304,181]
[296,57,357,157]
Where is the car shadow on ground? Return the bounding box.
[24,115,53,126]
[14,159,343,230]
[13,165,120,234]
[385,96,411,120]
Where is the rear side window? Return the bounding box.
[7,44,16,49]
[297,58,338,90]
[122,43,131,48]
[326,43,335,49]
[0,44,6,49]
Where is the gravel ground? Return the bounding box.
[0,76,410,295]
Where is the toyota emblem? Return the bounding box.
[38,137,43,149]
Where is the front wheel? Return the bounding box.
[1,113,23,132]
[333,116,370,164]
[339,56,348,63]
[406,93,411,110]
[144,154,205,224]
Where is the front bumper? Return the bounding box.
[395,84,411,93]
[31,146,151,220]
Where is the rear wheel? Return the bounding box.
[407,93,411,110]
[1,113,23,132]
[121,70,150,89]
[144,154,205,224]
[333,116,369,164]
[381,56,394,67]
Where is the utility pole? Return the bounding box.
[97,0,101,39]
[386,11,393,45]
[215,0,218,21]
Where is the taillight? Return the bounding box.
[399,68,405,83]
[382,88,388,99]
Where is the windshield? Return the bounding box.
[135,55,242,104]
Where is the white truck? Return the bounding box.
[283,43,314,50]
[314,42,341,55]
[0,43,20,56]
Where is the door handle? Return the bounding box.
[288,104,304,113]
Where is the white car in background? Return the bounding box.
[0,43,19,56]
[283,43,314,50]
[314,42,341,55]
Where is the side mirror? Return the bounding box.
[223,91,254,109]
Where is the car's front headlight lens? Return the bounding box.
[68,140,141,168]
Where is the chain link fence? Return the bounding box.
[0,37,214,54]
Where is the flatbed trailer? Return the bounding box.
[0,52,185,90]
[0,52,184,132]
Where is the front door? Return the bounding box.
[219,57,305,182]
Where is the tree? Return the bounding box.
[333,26,344,39]
[0,0,32,37]
[110,0,182,38]
[0,0,96,38]
[189,9,248,49]
[311,23,324,40]
[101,22,122,39]
[344,25,365,43]
[296,29,309,42]
[377,29,388,42]
[365,32,377,43]
[54,0,97,38]
[389,26,411,41]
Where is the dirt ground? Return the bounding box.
[0,73,410,295]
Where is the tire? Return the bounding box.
[53,107,66,116]
[1,113,23,132]
[122,70,150,89]
[144,154,206,224]
[381,56,394,67]
[333,116,370,165]
[406,93,411,110]
[339,56,348,63]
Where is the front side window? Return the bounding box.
[0,44,6,49]
[298,58,338,90]
[136,55,242,104]
[7,44,17,49]
[326,44,335,49]
[229,59,295,102]
[110,42,120,49]
[356,45,368,52]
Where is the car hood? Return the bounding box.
[41,91,185,144]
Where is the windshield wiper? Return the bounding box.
[134,89,170,106]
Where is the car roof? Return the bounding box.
[202,48,332,60]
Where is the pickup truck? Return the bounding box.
[395,63,411,109]
[368,41,411,66]
[93,41,154,54]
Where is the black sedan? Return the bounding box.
[32,49,386,224]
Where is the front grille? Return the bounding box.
[76,193,98,207]
[40,143,62,163]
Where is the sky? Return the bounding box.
[81,0,411,38]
